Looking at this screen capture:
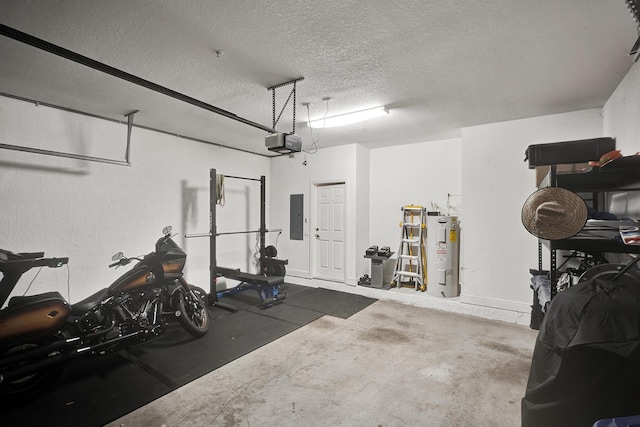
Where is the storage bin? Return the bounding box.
[525,137,615,169]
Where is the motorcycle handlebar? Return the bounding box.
[108,258,133,269]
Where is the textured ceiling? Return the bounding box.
[0,1,638,156]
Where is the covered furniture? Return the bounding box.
[522,274,640,427]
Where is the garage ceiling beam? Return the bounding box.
[0,23,277,134]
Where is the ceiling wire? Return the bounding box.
[303,99,330,154]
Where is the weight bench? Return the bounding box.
[216,266,286,307]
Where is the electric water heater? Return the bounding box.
[427,215,460,298]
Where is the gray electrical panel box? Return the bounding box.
[290,194,303,240]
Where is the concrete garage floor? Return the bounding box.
[106,300,538,427]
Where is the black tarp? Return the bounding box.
[521,276,640,427]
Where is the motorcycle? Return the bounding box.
[0,226,209,401]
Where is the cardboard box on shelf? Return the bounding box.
[535,163,590,187]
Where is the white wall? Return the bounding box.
[460,109,603,312]
[4,59,638,317]
[269,144,368,285]
[355,144,371,279]
[0,96,270,305]
[602,61,640,220]
[603,61,640,154]
[368,138,462,284]
[369,138,462,248]
[273,111,606,316]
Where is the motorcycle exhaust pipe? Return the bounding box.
[0,336,80,368]
[0,331,142,384]
[75,330,143,356]
[0,352,67,384]
[0,322,116,368]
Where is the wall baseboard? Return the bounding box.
[460,293,531,314]
[286,269,311,279]
[286,271,358,287]
[283,277,532,326]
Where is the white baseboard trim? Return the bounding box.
[283,277,531,326]
[286,272,358,287]
[287,269,311,279]
[460,294,531,314]
[285,276,316,287]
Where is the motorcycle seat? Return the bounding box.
[8,291,66,308]
[71,288,108,315]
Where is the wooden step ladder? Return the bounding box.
[392,205,427,291]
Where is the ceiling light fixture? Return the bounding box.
[307,106,389,129]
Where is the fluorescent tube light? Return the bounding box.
[308,106,389,128]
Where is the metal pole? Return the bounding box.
[208,168,239,313]
[221,174,261,182]
[0,142,130,166]
[185,228,282,238]
[124,110,138,165]
[612,255,640,282]
[184,232,211,238]
[218,230,267,236]
[260,175,266,274]
[0,23,277,134]
[210,169,217,301]
[0,92,272,159]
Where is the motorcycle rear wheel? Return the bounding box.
[175,288,210,337]
[0,341,66,403]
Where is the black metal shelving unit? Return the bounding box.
[538,164,640,300]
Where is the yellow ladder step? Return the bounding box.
[393,204,427,291]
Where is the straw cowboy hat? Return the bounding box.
[521,187,587,240]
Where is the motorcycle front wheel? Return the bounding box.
[174,287,210,337]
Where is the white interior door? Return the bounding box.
[314,183,345,282]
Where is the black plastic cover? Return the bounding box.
[521,276,640,427]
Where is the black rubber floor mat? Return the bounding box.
[2,284,375,426]
[216,282,311,312]
[283,287,377,319]
[2,352,170,427]
[125,308,323,388]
